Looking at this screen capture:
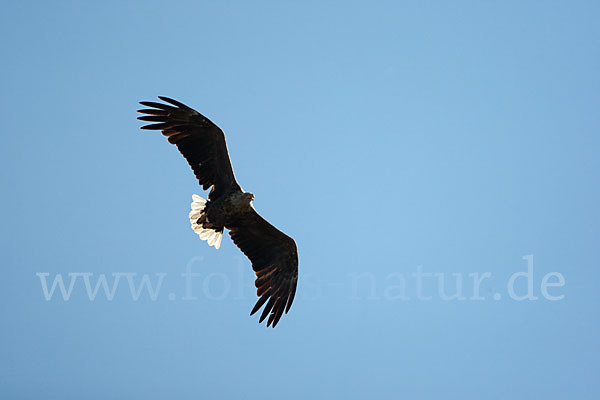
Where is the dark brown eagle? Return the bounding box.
[138,96,298,328]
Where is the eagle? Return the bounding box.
[138,96,298,328]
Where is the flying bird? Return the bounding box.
[138,96,298,327]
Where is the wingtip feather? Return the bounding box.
[158,96,189,109]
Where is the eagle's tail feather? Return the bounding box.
[189,194,223,249]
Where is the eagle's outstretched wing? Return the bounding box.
[229,209,298,328]
[138,96,240,199]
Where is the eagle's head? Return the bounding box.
[243,192,255,203]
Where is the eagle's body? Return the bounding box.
[205,190,254,228]
[138,96,298,328]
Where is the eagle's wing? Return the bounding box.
[138,96,240,199]
[229,208,298,328]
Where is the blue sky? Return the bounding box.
[2,1,599,399]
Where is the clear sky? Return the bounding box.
[2,1,599,399]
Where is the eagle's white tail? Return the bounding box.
[189,194,223,249]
